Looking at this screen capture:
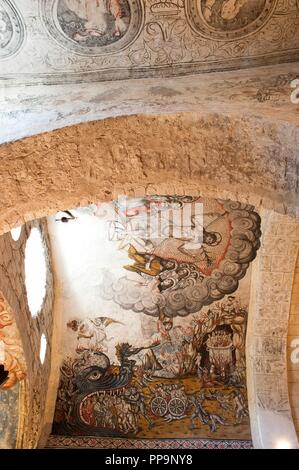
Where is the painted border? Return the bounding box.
[1,48,299,86]
[46,435,253,449]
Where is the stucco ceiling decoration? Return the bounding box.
[0,1,298,85]
[0,0,25,59]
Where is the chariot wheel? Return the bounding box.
[168,397,186,417]
[150,396,168,417]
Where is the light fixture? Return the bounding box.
[24,228,47,317]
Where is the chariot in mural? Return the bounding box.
[150,384,188,419]
[54,296,250,437]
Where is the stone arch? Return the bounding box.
[0,112,298,236]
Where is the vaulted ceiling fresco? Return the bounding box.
[49,195,261,440]
[0,1,298,85]
[1,1,298,146]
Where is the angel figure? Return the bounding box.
[109,0,128,36]
[67,316,123,353]
[148,210,227,275]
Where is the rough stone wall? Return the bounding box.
[0,112,298,239]
[0,219,54,448]
[247,210,299,449]
[288,252,299,438]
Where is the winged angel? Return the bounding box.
[67,316,123,353]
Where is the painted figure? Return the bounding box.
[190,392,226,432]
[67,316,122,353]
[123,204,229,276]
[62,0,129,42]
[109,0,128,36]
[124,387,154,429]
[203,0,250,22]
[231,390,248,423]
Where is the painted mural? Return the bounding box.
[201,0,266,30]
[187,0,277,40]
[0,293,26,390]
[52,196,261,439]
[42,0,143,56]
[57,0,131,46]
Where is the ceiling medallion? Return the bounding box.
[0,0,25,59]
[186,0,278,40]
[41,0,144,56]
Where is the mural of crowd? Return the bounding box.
[53,195,261,439]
